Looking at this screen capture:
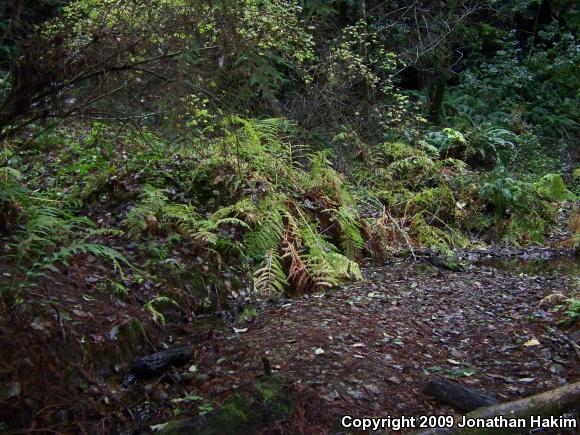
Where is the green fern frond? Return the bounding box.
[17,205,80,257]
[0,167,23,182]
[405,186,455,221]
[46,242,129,271]
[388,155,435,179]
[243,197,286,258]
[410,214,467,252]
[210,198,258,222]
[298,217,341,288]
[145,296,181,325]
[253,249,288,294]
[326,205,364,259]
[125,185,169,238]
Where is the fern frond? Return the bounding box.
[299,218,340,288]
[243,197,286,258]
[48,242,130,268]
[210,198,258,222]
[327,205,364,259]
[145,296,181,325]
[282,236,316,293]
[125,185,169,238]
[0,167,23,182]
[253,249,288,294]
[17,205,72,256]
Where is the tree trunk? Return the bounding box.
[429,71,446,124]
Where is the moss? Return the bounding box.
[239,305,257,321]
[87,318,148,373]
[118,318,146,352]
[159,376,294,435]
[185,270,232,313]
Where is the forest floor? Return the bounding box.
[129,251,579,433]
[1,250,578,433]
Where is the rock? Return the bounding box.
[549,364,566,376]
[152,387,169,402]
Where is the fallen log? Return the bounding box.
[131,346,193,378]
[425,256,465,272]
[415,381,580,435]
[426,378,499,412]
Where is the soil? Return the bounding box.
[1,253,578,434]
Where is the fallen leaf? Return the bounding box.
[523,338,540,347]
[314,348,325,355]
[518,377,535,383]
[151,423,168,432]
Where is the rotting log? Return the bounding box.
[426,378,499,412]
[130,346,193,378]
[415,381,580,435]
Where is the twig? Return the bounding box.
[262,356,272,376]
[563,333,580,361]
[43,283,65,342]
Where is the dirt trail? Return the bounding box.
[177,257,579,432]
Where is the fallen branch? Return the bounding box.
[130,346,193,379]
[426,378,499,412]
[415,381,580,435]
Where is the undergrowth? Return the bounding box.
[0,117,576,308]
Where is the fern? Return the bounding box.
[405,186,455,222]
[411,213,467,252]
[253,249,288,294]
[126,185,246,250]
[243,196,285,258]
[533,173,574,202]
[298,214,346,288]
[16,205,95,260]
[388,155,435,181]
[47,243,130,269]
[209,198,258,222]
[145,296,181,325]
[125,185,169,238]
[326,205,364,259]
